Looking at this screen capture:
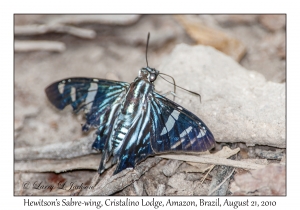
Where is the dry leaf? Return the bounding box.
[175,15,246,61]
[187,146,241,173]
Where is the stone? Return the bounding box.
[155,44,285,148]
[167,173,193,195]
[230,164,285,195]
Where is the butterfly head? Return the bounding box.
[139,67,159,83]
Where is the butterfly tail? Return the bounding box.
[95,103,122,174]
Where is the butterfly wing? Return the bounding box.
[111,91,215,175]
[45,77,129,150]
[150,92,215,153]
[45,77,215,175]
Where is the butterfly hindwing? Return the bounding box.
[150,92,215,153]
[112,97,154,175]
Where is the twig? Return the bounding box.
[200,165,214,184]
[15,154,101,173]
[185,147,238,173]
[83,157,161,195]
[15,40,66,52]
[159,147,266,170]
[15,135,98,161]
[15,24,96,39]
[47,15,141,26]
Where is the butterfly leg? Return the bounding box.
[161,91,177,101]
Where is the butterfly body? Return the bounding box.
[45,67,215,175]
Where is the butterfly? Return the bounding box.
[45,34,215,175]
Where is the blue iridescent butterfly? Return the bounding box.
[45,34,215,175]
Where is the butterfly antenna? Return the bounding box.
[146,32,150,67]
[159,74,202,103]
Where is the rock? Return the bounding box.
[203,14,286,83]
[14,102,40,130]
[155,44,285,148]
[230,164,285,195]
[105,72,120,81]
[209,165,233,195]
[167,173,193,195]
[133,180,144,195]
[162,160,183,177]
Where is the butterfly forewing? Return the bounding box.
[45,78,129,132]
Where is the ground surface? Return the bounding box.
[14,14,286,196]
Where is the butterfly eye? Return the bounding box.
[149,73,157,82]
